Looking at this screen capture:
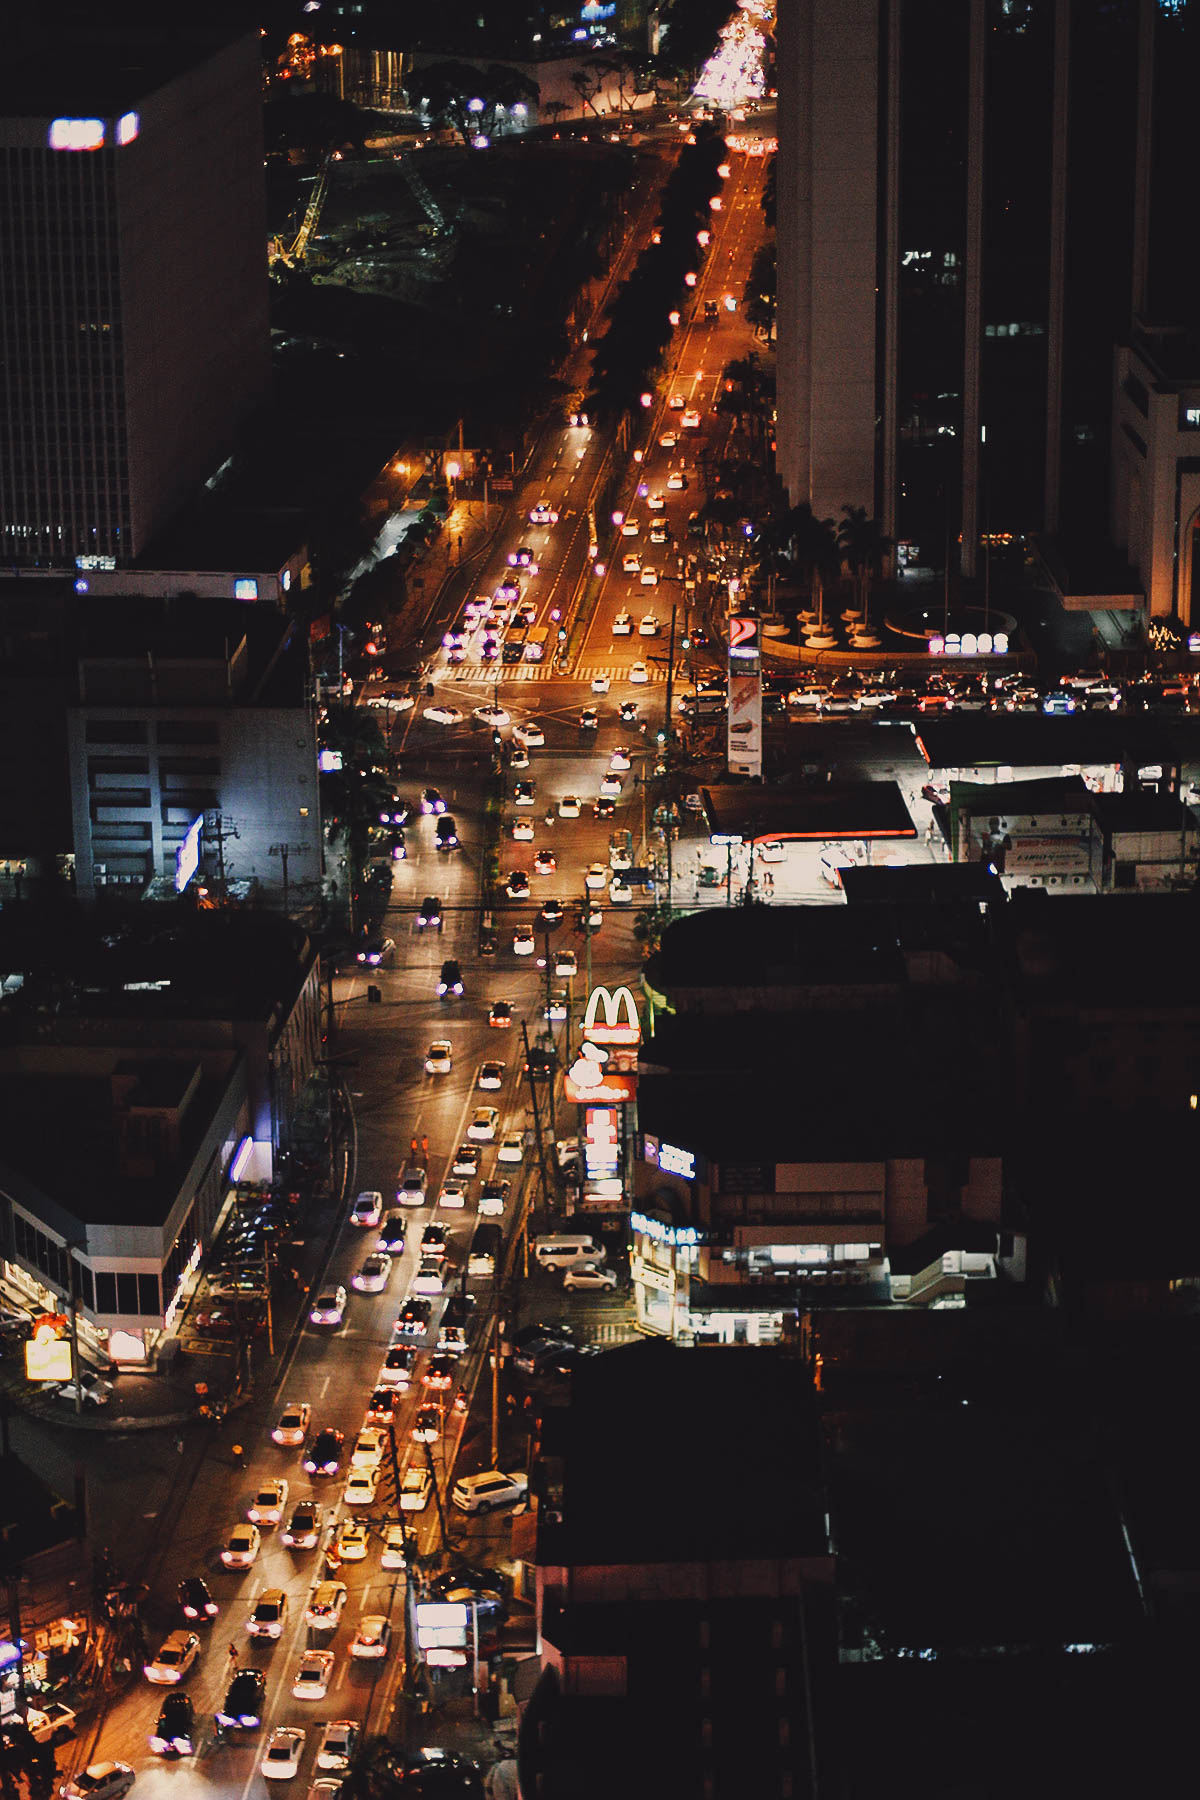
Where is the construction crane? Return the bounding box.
[270,149,334,268]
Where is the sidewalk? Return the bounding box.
[0,1097,356,1433]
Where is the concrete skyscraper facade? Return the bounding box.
[0,29,270,571]
[773,0,1189,599]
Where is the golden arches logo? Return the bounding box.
[581,984,641,1045]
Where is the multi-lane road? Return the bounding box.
[32,113,776,1800]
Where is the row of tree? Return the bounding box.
[585,127,731,423]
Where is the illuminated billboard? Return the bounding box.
[174,816,204,892]
[581,984,641,1046]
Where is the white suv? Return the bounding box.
[451,1469,529,1514]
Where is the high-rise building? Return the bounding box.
[0,28,270,570]
[774,0,1195,588]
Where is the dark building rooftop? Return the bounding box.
[949,773,1092,812]
[0,27,249,119]
[638,1013,1002,1162]
[540,1341,826,1566]
[701,780,916,843]
[0,906,314,1025]
[914,712,1186,772]
[1005,888,1200,1007]
[644,903,910,998]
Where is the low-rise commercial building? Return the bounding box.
[526,1341,834,1800]
[0,909,320,1364]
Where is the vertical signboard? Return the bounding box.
[727,674,763,776]
[727,616,762,778]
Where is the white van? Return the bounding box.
[533,1234,605,1272]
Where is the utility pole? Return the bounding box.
[204,812,240,900]
[664,603,677,911]
[489,1309,501,1467]
[269,843,310,915]
[520,1020,553,1219]
[67,1252,82,1416]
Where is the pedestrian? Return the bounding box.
[410,1136,418,1160]
[421,1134,429,1161]
[231,1442,246,1468]
[227,1641,238,1664]
[174,1434,184,1454]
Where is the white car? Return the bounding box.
[413,1257,446,1297]
[350,1616,392,1660]
[479,1178,511,1216]
[639,613,659,634]
[262,1727,306,1781]
[468,1106,499,1141]
[659,430,678,448]
[248,1478,289,1526]
[558,795,581,818]
[351,1190,383,1228]
[425,1039,453,1075]
[424,704,464,726]
[144,1630,201,1684]
[609,747,632,771]
[563,1263,619,1292]
[647,492,665,511]
[621,552,641,574]
[473,703,511,727]
[512,817,535,841]
[352,1427,387,1469]
[612,611,634,634]
[610,875,633,903]
[247,1590,289,1638]
[335,1520,369,1562]
[584,863,607,891]
[599,773,623,799]
[496,1133,523,1165]
[439,1177,469,1209]
[309,1286,347,1327]
[317,1722,358,1773]
[650,523,668,544]
[352,1252,392,1293]
[60,1769,134,1800]
[621,517,639,537]
[591,673,611,694]
[380,1523,408,1569]
[378,1346,416,1389]
[640,568,659,587]
[398,1167,427,1205]
[305,1581,348,1632]
[291,1650,334,1701]
[272,1401,311,1447]
[668,393,685,410]
[400,1465,433,1512]
[220,1523,261,1568]
[513,924,535,956]
[343,1467,378,1507]
[666,469,687,490]
[451,1469,529,1514]
[629,662,650,684]
[512,720,545,747]
[529,500,558,525]
[681,408,701,428]
[478,1060,505,1091]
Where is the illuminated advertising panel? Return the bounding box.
[174,816,204,892]
[48,118,105,151]
[584,1107,620,1181]
[727,673,762,777]
[564,1066,637,1106]
[581,985,641,1046]
[25,1339,72,1381]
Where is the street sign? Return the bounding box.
[490,476,514,492]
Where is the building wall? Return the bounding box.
[1111,343,1200,624]
[774,0,879,522]
[0,33,269,569]
[67,705,320,901]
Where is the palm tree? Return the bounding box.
[837,505,892,622]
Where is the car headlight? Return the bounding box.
[240,1714,260,1728]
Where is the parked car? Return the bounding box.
[451,1470,529,1514]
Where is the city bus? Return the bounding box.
[524,626,550,662]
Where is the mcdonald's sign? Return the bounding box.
[582,984,641,1046]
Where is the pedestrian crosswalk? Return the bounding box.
[452,661,673,684]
